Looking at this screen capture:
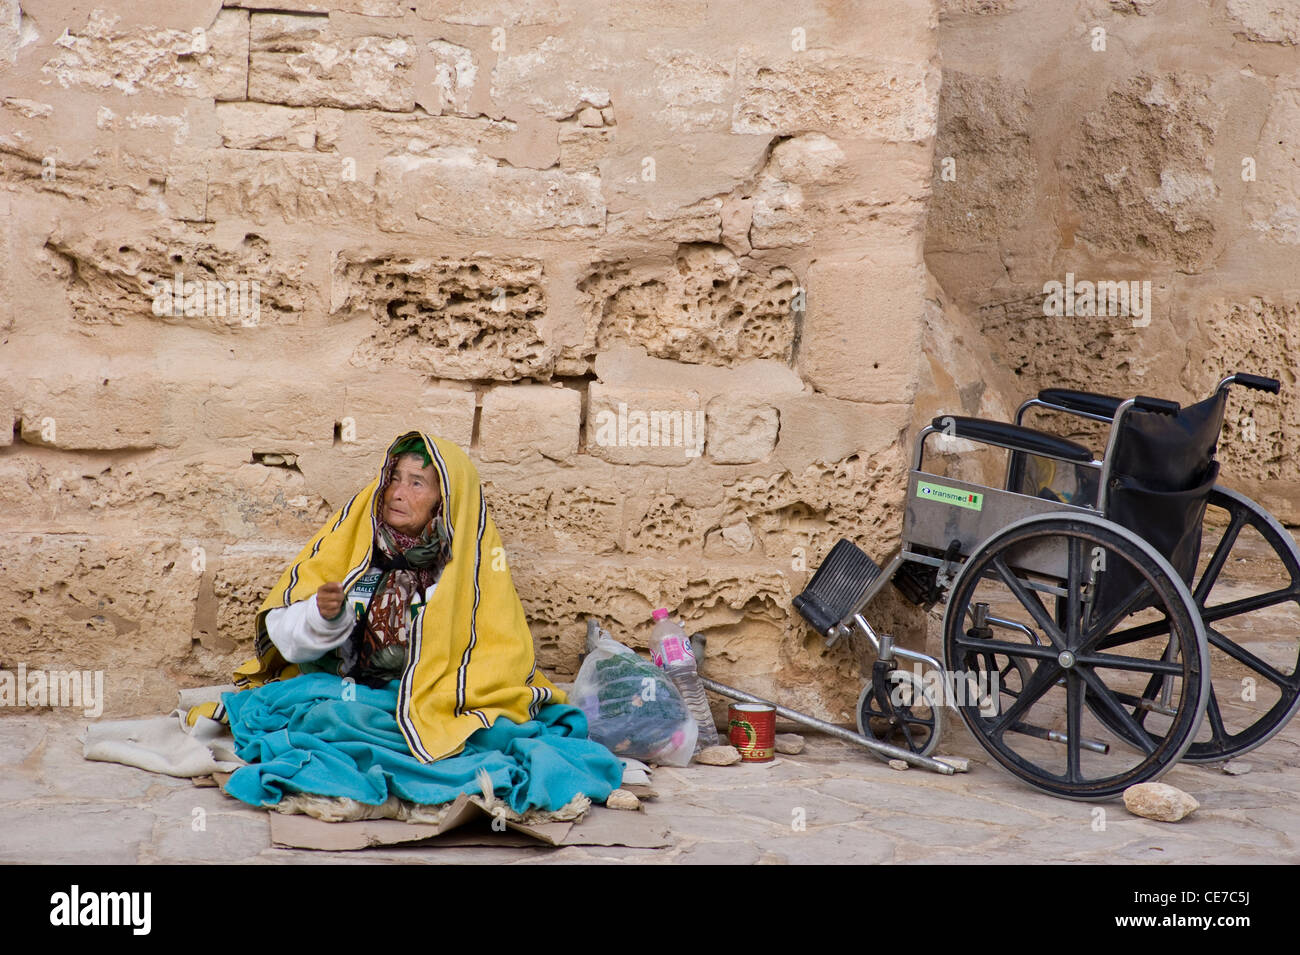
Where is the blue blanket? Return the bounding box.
[221,673,623,814]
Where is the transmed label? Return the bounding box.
[916,481,983,511]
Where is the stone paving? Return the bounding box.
[3,706,1298,864]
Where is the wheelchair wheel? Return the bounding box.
[856,668,944,761]
[943,513,1209,800]
[1088,487,1300,763]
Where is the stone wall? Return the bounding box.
[0,0,949,720]
[929,0,1300,521]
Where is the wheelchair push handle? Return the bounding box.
[1133,395,1180,416]
[1233,372,1280,394]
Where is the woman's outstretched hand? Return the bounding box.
[316,582,345,621]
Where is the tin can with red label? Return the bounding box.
[728,703,776,762]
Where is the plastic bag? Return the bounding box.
[570,626,697,767]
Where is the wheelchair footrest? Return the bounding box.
[794,538,882,635]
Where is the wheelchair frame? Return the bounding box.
[794,372,1300,799]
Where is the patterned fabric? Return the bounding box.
[343,458,451,686]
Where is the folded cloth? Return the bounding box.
[222,672,624,814]
[83,685,245,777]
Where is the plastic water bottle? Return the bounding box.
[650,608,719,750]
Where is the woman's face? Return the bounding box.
[382,454,440,537]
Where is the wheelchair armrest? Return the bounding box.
[931,416,1093,463]
[1038,388,1124,419]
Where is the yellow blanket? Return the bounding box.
[234,431,563,763]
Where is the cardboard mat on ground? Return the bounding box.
[208,772,669,851]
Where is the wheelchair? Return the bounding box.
[793,371,1300,799]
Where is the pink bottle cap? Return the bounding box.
[652,608,669,621]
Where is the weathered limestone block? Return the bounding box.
[228,0,407,13]
[772,395,910,469]
[546,485,623,553]
[1199,294,1299,501]
[0,534,201,717]
[0,0,22,66]
[490,34,611,119]
[558,126,615,170]
[748,133,853,248]
[0,381,12,447]
[928,71,1035,243]
[732,49,937,141]
[165,158,208,221]
[216,103,317,151]
[482,471,624,557]
[375,149,604,238]
[798,260,926,404]
[626,492,716,555]
[1227,0,1300,44]
[719,449,910,567]
[340,382,478,451]
[1244,86,1300,245]
[939,0,1023,15]
[975,279,1178,408]
[212,542,302,652]
[202,379,340,448]
[334,251,552,381]
[577,245,799,366]
[605,199,721,243]
[480,384,580,463]
[43,226,306,327]
[428,0,574,27]
[2,98,53,120]
[0,451,332,541]
[586,384,704,466]
[703,520,756,558]
[17,376,174,451]
[204,150,375,224]
[750,176,811,248]
[425,39,477,116]
[40,8,249,100]
[593,347,805,405]
[648,48,734,132]
[705,394,779,464]
[510,556,792,683]
[249,13,416,111]
[770,133,849,185]
[1060,73,1220,270]
[315,107,519,160]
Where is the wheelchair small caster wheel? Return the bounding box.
[856,667,944,761]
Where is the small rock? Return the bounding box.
[775,733,805,755]
[1222,760,1252,776]
[935,756,969,773]
[577,106,604,127]
[605,789,641,811]
[1123,782,1199,822]
[888,759,909,771]
[695,744,742,766]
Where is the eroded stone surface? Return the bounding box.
[576,246,799,368]
[335,252,551,381]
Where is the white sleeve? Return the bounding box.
[265,595,357,664]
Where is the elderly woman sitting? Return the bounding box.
[263,434,454,689]
[213,431,622,815]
